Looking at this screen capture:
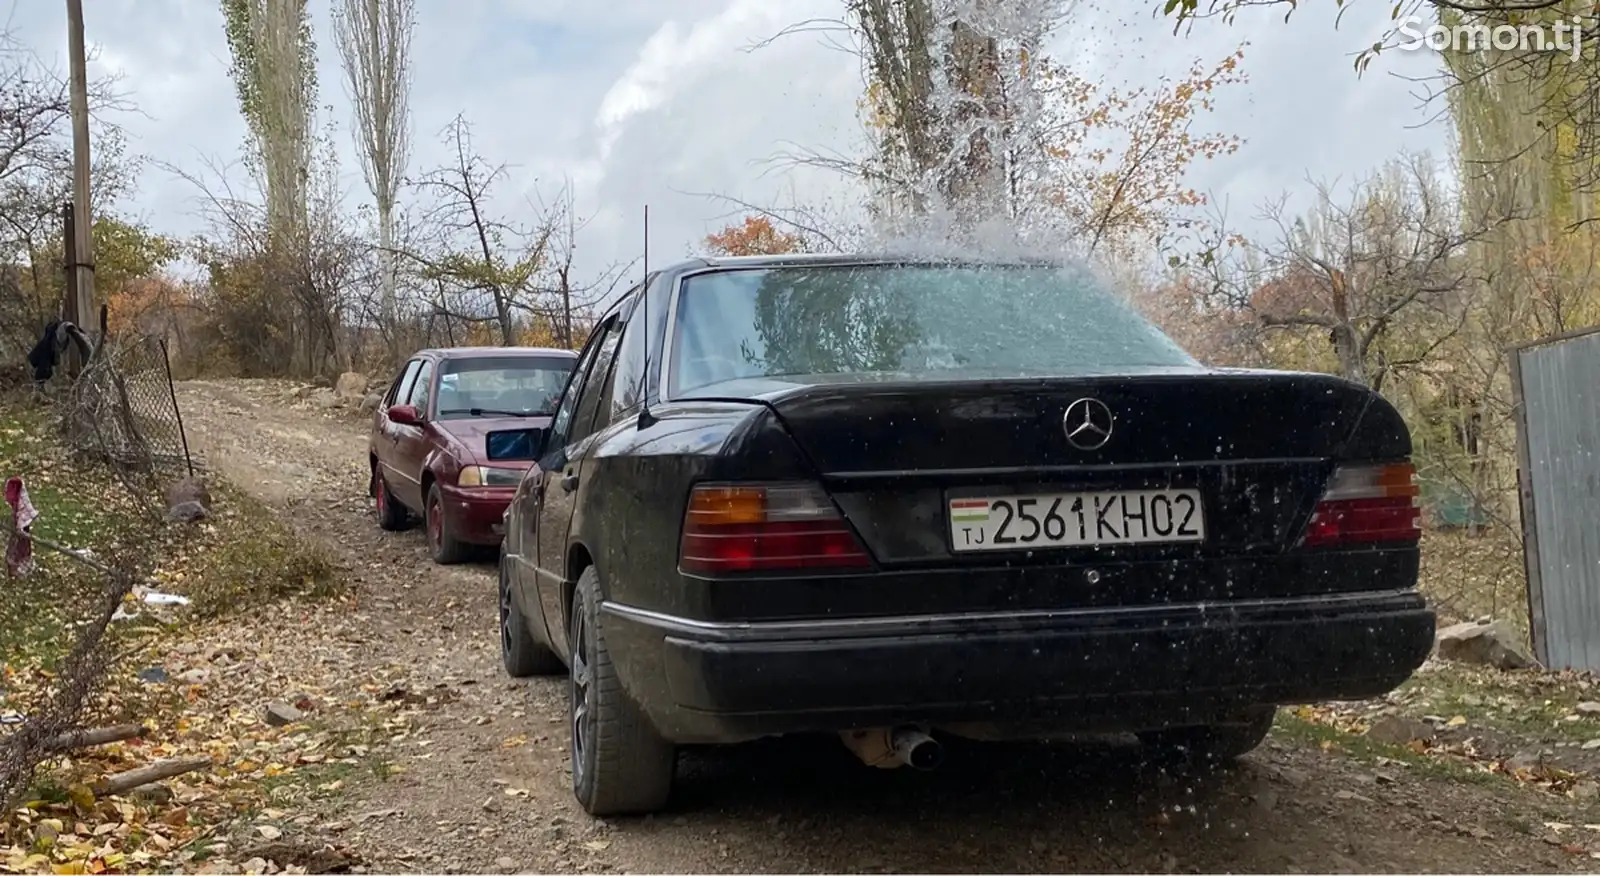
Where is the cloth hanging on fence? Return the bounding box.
[26,320,63,381]
[25,320,93,383]
[5,475,38,577]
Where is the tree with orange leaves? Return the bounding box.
[838,2,1244,254]
[20,214,179,335]
[1035,49,1246,258]
[702,215,806,257]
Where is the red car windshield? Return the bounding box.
[435,356,572,419]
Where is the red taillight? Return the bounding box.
[679,482,872,574]
[1301,462,1421,547]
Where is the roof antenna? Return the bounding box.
[636,204,656,429]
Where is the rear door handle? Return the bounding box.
[561,472,579,492]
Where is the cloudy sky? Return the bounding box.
[10,0,1453,293]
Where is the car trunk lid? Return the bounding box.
[748,369,1380,563]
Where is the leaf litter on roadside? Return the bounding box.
[1290,657,1600,803]
[1,595,443,874]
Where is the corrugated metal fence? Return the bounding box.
[1512,326,1600,672]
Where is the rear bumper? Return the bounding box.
[439,485,513,545]
[601,590,1436,744]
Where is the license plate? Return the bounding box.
[948,489,1205,552]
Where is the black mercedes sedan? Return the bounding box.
[495,253,1436,816]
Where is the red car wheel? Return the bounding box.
[374,471,407,531]
[425,483,469,564]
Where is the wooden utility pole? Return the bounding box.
[62,200,77,319]
[65,0,95,372]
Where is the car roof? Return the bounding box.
[417,346,579,359]
[669,252,1070,272]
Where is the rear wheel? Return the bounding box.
[500,554,563,677]
[1139,707,1276,765]
[374,470,408,531]
[425,483,470,565]
[569,565,676,815]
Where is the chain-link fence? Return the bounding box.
[56,335,195,505]
[0,535,139,812]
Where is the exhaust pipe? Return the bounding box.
[893,726,943,770]
[839,725,944,770]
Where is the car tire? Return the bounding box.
[374,470,409,531]
[425,483,470,565]
[1139,706,1276,765]
[568,565,676,816]
[500,553,563,677]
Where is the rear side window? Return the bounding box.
[550,318,614,448]
[605,301,648,422]
[572,325,623,442]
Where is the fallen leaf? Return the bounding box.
[65,786,94,812]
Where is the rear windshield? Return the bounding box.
[668,262,1196,395]
[436,356,573,419]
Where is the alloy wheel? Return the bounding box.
[427,495,443,550]
[569,607,593,786]
[375,477,386,513]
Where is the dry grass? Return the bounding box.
[0,398,148,664]
[173,480,341,620]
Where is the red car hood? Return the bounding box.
[437,415,553,467]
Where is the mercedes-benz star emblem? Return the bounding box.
[1062,398,1114,450]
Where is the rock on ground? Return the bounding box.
[334,371,368,402]
[1366,714,1436,746]
[166,475,212,523]
[1434,619,1536,670]
[264,701,305,727]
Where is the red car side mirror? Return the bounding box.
[387,404,421,426]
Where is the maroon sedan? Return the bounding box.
[367,346,579,564]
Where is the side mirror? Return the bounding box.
[388,404,421,426]
[485,426,549,461]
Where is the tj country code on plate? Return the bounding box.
[948,489,1206,552]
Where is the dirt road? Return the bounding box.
[174,377,1600,874]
